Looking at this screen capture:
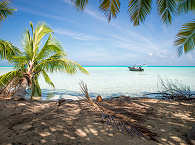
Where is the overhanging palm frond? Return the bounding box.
[177,0,195,14]
[99,0,120,22]
[157,0,176,24]
[128,0,152,26]
[74,0,88,10]
[0,40,21,61]
[175,20,195,55]
[0,0,15,22]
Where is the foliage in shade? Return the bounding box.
[128,0,152,26]
[175,20,195,55]
[99,0,120,22]
[157,0,176,24]
[0,0,15,22]
[177,0,195,14]
[0,22,88,98]
[74,0,88,10]
[72,0,195,54]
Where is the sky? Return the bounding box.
[0,0,195,66]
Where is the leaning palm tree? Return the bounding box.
[0,0,15,22]
[71,0,195,54]
[0,22,88,99]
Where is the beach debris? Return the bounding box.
[57,98,66,106]
[158,78,193,101]
[96,95,102,102]
[79,81,158,141]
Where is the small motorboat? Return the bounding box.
[128,66,144,71]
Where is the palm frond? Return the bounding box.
[33,22,53,55]
[0,0,16,22]
[35,34,65,61]
[0,40,21,61]
[157,0,176,24]
[41,70,55,88]
[0,70,21,89]
[177,0,195,14]
[11,55,28,70]
[74,0,88,10]
[175,20,195,55]
[35,55,88,74]
[99,0,120,22]
[23,29,33,60]
[128,0,152,26]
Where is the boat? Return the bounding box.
[128,66,144,71]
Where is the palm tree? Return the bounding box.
[0,22,88,99]
[72,0,195,55]
[0,0,15,22]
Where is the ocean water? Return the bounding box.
[0,67,195,100]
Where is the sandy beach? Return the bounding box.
[0,96,194,145]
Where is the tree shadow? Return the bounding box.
[0,97,194,145]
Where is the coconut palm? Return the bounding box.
[0,0,15,22]
[72,0,195,54]
[0,22,88,99]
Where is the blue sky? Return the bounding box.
[0,0,194,66]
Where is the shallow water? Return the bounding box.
[0,67,195,100]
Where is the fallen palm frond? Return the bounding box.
[79,81,158,141]
[158,78,193,100]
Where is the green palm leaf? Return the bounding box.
[177,0,195,14]
[35,34,65,61]
[74,0,88,10]
[157,0,176,24]
[0,70,21,89]
[128,0,152,26]
[41,70,55,88]
[175,20,195,55]
[0,0,15,22]
[99,0,120,22]
[0,40,21,61]
[32,22,53,55]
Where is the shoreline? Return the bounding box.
[0,96,194,145]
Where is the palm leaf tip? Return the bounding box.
[177,0,195,14]
[157,0,176,24]
[175,20,195,55]
[0,0,16,21]
[99,0,121,22]
[74,0,88,10]
[128,0,152,26]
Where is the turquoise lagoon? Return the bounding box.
[0,66,195,100]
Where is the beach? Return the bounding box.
[0,96,194,145]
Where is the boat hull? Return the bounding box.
[128,67,144,71]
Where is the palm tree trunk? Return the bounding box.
[12,77,29,100]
